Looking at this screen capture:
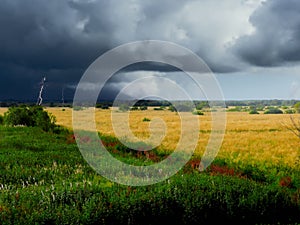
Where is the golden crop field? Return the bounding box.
[1,107,299,168]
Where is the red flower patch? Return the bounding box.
[66,134,76,144]
[279,176,292,188]
[209,164,240,177]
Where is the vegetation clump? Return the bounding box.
[249,110,259,114]
[293,102,300,113]
[142,117,151,122]
[3,106,57,132]
[0,115,3,125]
[192,110,204,115]
[264,107,283,114]
[139,106,148,111]
[285,109,295,114]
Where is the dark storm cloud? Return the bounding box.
[1,0,283,101]
[0,0,100,69]
[0,0,116,100]
[232,0,300,67]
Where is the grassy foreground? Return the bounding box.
[0,125,299,224]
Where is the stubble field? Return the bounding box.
[39,108,299,168]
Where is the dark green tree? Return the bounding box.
[293,102,300,113]
[4,106,56,132]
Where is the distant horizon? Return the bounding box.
[0,98,299,104]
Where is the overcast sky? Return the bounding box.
[0,0,300,101]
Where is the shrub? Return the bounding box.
[294,102,300,113]
[96,103,110,109]
[4,106,57,132]
[139,106,148,111]
[192,110,204,115]
[130,106,139,111]
[249,110,259,114]
[264,107,283,114]
[72,105,84,111]
[142,118,151,122]
[285,109,295,114]
[196,101,208,110]
[227,106,249,112]
[0,115,3,125]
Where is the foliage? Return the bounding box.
[227,106,248,112]
[249,110,259,114]
[142,117,151,122]
[130,106,139,111]
[139,106,148,111]
[0,126,299,224]
[285,109,296,114]
[264,107,283,114]
[72,105,84,111]
[96,103,110,109]
[3,106,57,132]
[294,102,300,113]
[195,101,209,110]
[0,114,3,125]
[192,110,204,115]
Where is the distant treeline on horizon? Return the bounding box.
[0,99,299,108]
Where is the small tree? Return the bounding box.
[249,110,259,114]
[4,106,56,132]
[293,102,300,113]
[264,107,283,114]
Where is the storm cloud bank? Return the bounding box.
[0,0,299,101]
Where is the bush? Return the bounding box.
[96,103,110,109]
[192,110,204,115]
[196,101,208,110]
[264,108,283,114]
[285,109,295,114]
[227,106,248,112]
[130,106,139,111]
[72,105,84,111]
[142,117,151,122]
[0,115,3,125]
[249,110,259,114]
[3,106,57,132]
[293,102,300,113]
[140,106,148,111]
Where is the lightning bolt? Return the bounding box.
[37,77,46,106]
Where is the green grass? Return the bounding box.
[0,126,299,224]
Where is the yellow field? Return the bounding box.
[0,107,299,168]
